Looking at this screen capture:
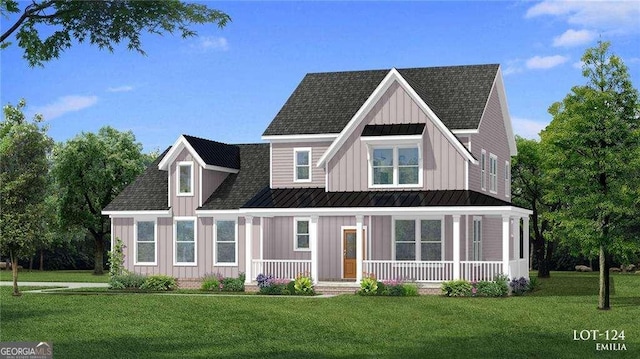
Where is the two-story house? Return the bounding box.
[103,64,532,287]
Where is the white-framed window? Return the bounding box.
[369,145,421,188]
[134,220,156,265]
[294,218,310,251]
[505,160,510,197]
[174,217,196,265]
[473,217,482,261]
[293,148,311,182]
[480,150,486,191]
[215,219,237,265]
[177,161,194,196]
[489,154,498,193]
[393,218,443,261]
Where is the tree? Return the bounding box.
[0,0,230,66]
[541,41,640,310]
[0,100,53,296]
[511,136,559,278]
[53,126,147,275]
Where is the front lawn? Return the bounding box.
[0,269,108,283]
[1,272,638,358]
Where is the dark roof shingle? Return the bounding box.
[183,134,240,169]
[361,124,425,136]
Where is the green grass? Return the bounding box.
[0,269,108,283]
[1,272,638,358]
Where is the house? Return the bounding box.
[102,64,532,287]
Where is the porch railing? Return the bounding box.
[252,259,312,280]
[363,260,454,282]
[460,261,503,282]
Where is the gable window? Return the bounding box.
[473,217,482,261]
[215,220,237,265]
[489,154,498,193]
[505,161,510,197]
[135,220,156,265]
[174,218,196,265]
[177,162,193,196]
[370,145,421,187]
[394,218,442,261]
[294,148,311,182]
[294,218,310,251]
[480,150,486,191]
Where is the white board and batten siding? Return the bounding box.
[327,81,467,192]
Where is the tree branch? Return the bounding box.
[0,0,55,43]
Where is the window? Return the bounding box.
[420,220,442,261]
[175,218,196,265]
[370,145,420,187]
[294,218,310,251]
[489,154,497,193]
[480,150,486,191]
[135,220,156,265]
[294,148,311,182]
[215,220,236,265]
[394,218,442,261]
[505,161,510,197]
[177,162,193,196]
[473,217,482,261]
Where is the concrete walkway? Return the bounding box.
[0,281,109,293]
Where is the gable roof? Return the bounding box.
[103,148,171,212]
[157,135,240,172]
[198,143,270,211]
[263,64,498,137]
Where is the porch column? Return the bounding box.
[356,215,364,283]
[523,216,530,276]
[310,215,319,284]
[452,215,461,280]
[514,217,521,278]
[502,215,511,278]
[244,216,253,284]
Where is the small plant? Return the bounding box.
[441,280,472,297]
[358,274,379,295]
[141,275,177,291]
[109,272,146,290]
[402,283,419,296]
[294,273,315,295]
[256,273,290,295]
[202,273,245,292]
[383,279,405,296]
[527,276,539,292]
[201,273,224,291]
[509,277,531,296]
[221,276,245,292]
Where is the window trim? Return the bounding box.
[489,154,498,194]
[473,216,482,261]
[505,160,510,198]
[176,161,194,197]
[134,219,157,266]
[293,217,311,252]
[173,216,197,266]
[480,150,486,191]
[214,218,238,266]
[368,144,423,189]
[391,216,444,261]
[293,148,312,183]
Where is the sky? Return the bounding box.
[1,1,639,153]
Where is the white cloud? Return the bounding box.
[572,60,584,69]
[525,1,640,32]
[526,55,569,69]
[107,85,134,93]
[553,29,596,47]
[32,95,98,120]
[192,36,229,52]
[512,117,548,139]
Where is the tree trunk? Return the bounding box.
[10,250,21,296]
[29,256,33,272]
[93,234,105,275]
[39,250,44,271]
[598,245,610,310]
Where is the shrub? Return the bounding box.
[202,273,245,292]
[528,276,539,292]
[221,276,245,292]
[109,272,146,290]
[383,279,405,296]
[107,237,126,278]
[141,275,177,291]
[402,283,419,296]
[201,273,223,291]
[509,277,531,296]
[441,280,472,297]
[358,275,379,296]
[294,274,315,295]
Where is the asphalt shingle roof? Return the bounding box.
[183,134,240,169]
[361,124,426,136]
[199,143,270,210]
[262,64,499,136]
[103,148,171,211]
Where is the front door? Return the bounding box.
[343,229,365,279]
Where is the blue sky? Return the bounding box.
[2,1,639,152]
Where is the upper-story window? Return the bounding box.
[489,154,498,193]
[369,145,421,187]
[505,161,510,197]
[294,148,311,182]
[480,150,486,191]
[177,161,193,196]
